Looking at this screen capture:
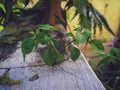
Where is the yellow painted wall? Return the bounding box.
[90,0,120,37]
[66,0,120,39]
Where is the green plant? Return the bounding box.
[21,24,81,66]
[21,23,106,66]
[65,0,114,36]
[0,69,21,86]
[92,47,120,90]
[21,0,114,67]
[0,0,31,29]
[0,0,117,88]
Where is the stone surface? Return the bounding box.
[0,42,105,90]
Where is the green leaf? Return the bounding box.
[91,54,104,58]
[29,31,35,36]
[0,7,5,17]
[38,24,58,31]
[35,30,51,45]
[97,56,110,67]
[73,0,87,13]
[51,39,58,48]
[65,32,75,40]
[76,29,91,43]
[0,3,6,12]
[73,0,91,29]
[42,48,55,66]
[34,39,39,48]
[36,29,41,40]
[74,26,83,32]
[71,47,80,62]
[110,48,120,58]
[73,39,79,45]
[88,3,102,31]
[89,39,104,54]
[49,45,64,62]
[83,16,91,29]
[56,52,65,62]
[21,38,35,60]
[65,32,74,37]
[38,33,52,45]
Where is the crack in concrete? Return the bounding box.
[59,66,81,80]
[0,63,46,69]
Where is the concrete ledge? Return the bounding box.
[0,42,105,90]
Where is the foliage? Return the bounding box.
[21,37,35,60]
[0,0,31,29]
[0,0,118,89]
[0,69,21,86]
[65,0,114,36]
[19,0,114,68]
[89,39,104,54]
[21,22,106,66]
[71,47,80,62]
[92,47,120,90]
[65,1,119,89]
[21,24,81,66]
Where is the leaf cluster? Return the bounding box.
[65,0,114,37]
[21,24,81,66]
[93,47,120,90]
[21,0,115,67]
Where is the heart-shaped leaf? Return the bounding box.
[71,47,80,62]
[21,38,35,60]
[42,48,55,66]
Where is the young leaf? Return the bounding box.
[89,39,104,54]
[40,34,52,45]
[42,48,55,66]
[21,38,35,60]
[76,29,91,43]
[38,24,58,31]
[71,47,80,62]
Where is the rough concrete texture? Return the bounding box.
[0,42,105,90]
